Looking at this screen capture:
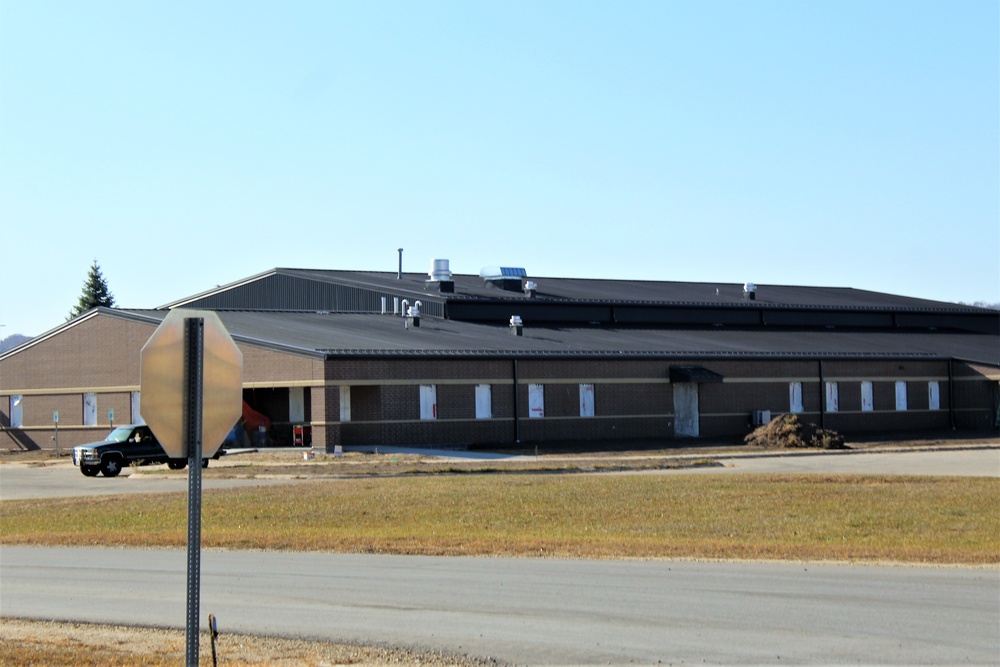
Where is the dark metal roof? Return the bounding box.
[93,309,999,366]
[166,267,993,312]
[156,268,999,336]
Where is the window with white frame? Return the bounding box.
[289,387,305,423]
[131,391,143,424]
[475,384,492,419]
[825,382,839,412]
[419,385,437,420]
[861,381,874,412]
[83,392,98,426]
[789,382,804,414]
[579,383,595,417]
[340,386,352,422]
[895,381,907,411]
[9,395,23,428]
[928,381,940,410]
[528,384,544,418]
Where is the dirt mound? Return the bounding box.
[744,414,846,450]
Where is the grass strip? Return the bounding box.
[2,474,997,564]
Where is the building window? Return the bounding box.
[825,382,839,412]
[9,395,23,428]
[579,384,595,417]
[83,392,98,426]
[789,382,804,414]
[419,385,437,420]
[340,386,351,422]
[528,384,545,418]
[861,381,874,412]
[895,381,907,411]
[131,391,143,424]
[289,387,305,423]
[928,381,940,411]
[475,384,492,419]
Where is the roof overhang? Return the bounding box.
[669,365,725,383]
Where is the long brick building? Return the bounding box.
[2,263,998,452]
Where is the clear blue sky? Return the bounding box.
[1,0,997,339]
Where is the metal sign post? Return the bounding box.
[139,308,241,667]
[184,317,205,667]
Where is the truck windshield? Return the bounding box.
[105,427,135,443]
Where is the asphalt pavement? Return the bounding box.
[3,547,997,665]
[2,445,999,664]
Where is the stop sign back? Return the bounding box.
[140,309,243,459]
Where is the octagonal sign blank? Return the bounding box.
[140,309,243,459]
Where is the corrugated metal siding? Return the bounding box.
[177,274,445,317]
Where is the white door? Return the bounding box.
[579,384,595,417]
[825,382,839,412]
[673,383,699,437]
[789,382,804,414]
[420,385,437,420]
[528,384,544,418]
[895,382,908,411]
[861,381,874,412]
[475,384,492,419]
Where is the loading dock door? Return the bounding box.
[673,383,699,437]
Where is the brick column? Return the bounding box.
[310,384,341,452]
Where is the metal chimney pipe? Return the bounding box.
[397,248,403,279]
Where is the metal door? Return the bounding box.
[673,383,699,437]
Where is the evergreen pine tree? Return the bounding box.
[68,260,116,319]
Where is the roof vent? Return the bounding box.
[509,315,524,336]
[403,300,421,328]
[523,280,537,299]
[426,259,454,293]
[743,282,757,301]
[481,266,527,292]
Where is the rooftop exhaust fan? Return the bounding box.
[426,259,454,293]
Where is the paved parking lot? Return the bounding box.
[0,459,291,500]
[1,445,996,501]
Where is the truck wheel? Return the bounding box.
[201,458,210,468]
[80,464,100,477]
[100,456,123,478]
[167,460,187,470]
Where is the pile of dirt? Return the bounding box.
[744,414,846,450]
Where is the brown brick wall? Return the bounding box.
[3,313,997,452]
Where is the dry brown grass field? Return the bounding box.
[2,434,997,665]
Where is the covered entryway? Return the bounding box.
[670,366,725,438]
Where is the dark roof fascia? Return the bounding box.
[315,349,948,361]
[440,294,999,315]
